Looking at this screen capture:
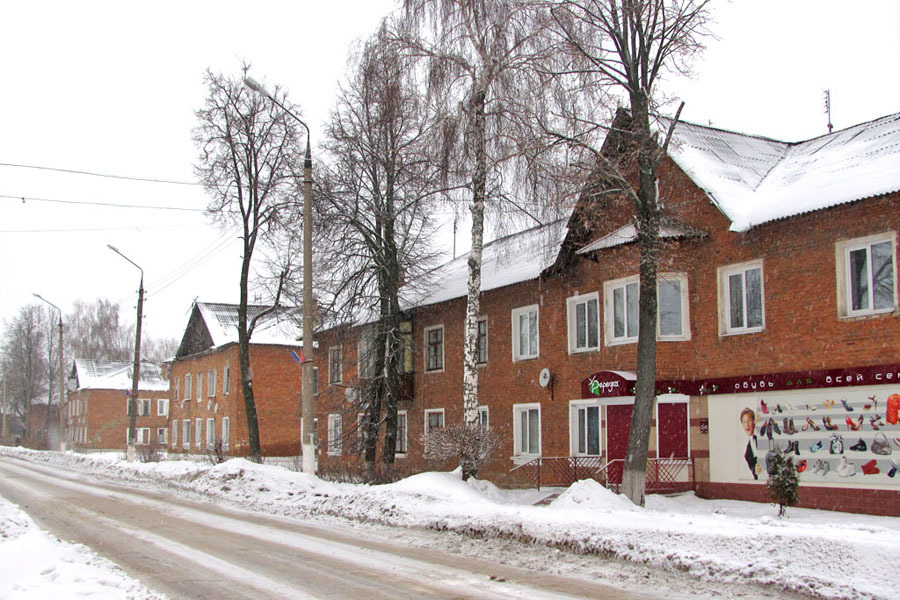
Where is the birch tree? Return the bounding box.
[316,29,442,481]
[193,67,303,462]
[392,0,553,479]
[535,0,710,505]
[0,305,48,443]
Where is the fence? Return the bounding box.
[512,456,694,493]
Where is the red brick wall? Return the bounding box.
[169,343,302,457]
[67,388,170,451]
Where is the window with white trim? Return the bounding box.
[174,377,179,401]
[358,329,376,379]
[425,325,444,372]
[171,421,178,448]
[603,274,690,344]
[396,410,408,455]
[196,372,202,400]
[566,292,600,353]
[223,364,230,395]
[157,427,167,446]
[511,305,539,361]
[327,413,342,455]
[476,318,488,364]
[137,398,151,417]
[195,418,202,449]
[222,417,230,451]
[182,420,190,449]
[136,427,150,445]
[329,346,342,385]
[184,373,192,400]
[208,369,216,397]
[570,402,601,456]
[206,418,215,449]
[513,403,541,457]
[157,398,169,417]
[718,260,764,334]
[836,233,897,317]
[478,405,489,433]
[424,408,445,455]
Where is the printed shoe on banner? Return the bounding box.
[837,457,856,478]
[850,438,867,452]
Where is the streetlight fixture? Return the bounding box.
[244,75,316,475]
[107,244,144,462]
[33,293,66,451]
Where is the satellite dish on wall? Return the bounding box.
[539,368,551,388]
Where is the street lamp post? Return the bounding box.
[32,293,66,451]
[107,245,144,462]
[244,76,316,475]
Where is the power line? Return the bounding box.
[0,194,207,212]
[0,224,200,234]
[0,162,199,186]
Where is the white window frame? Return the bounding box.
[836,232,898,318]
[512,403,541,460]
[137,397,151,417]
[182,420,190,449]
[424,325,445,373]
[358,329,376,379]
[184,373,192,400]
[566,292,600,353]
[423,408,445,455]
[171,421,178,448]
[157,427,167,446]
[136,427,150,446]
[196,372,202,401]
[604,274,691,345]
[223,364,230,395]
[329,346,343,385]
[476,317,488,365]
[717,260,765,335]
[195,418,202,449]
[478,405,489,433]
[327,413,343,455]
[511,304,540,361]
[221,417,230,451]
[208,369,216,397]
[157,398,169,417]
[569,400,602,456]
[396,410,408,457]
[174,377,179,401]
[206,418,215,449]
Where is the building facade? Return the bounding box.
[66,359,170,451]
[312,112,900,515]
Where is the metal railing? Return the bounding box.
[512,456,694,492]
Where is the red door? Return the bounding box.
[605,404,633,484]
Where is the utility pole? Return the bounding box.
[33,294,66,451]
[824,90,833,133]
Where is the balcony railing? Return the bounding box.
[512,456,694,493]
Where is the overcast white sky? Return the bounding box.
[1,0,898,343]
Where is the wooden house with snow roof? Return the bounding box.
[167,302,305,457]
[312,111,900,515]
[66,359,170,451]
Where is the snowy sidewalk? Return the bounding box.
[2,446,897,600]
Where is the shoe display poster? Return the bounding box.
[714,387,900,486]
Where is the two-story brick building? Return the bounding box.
[313,111,900,515]
[167,302,304,457]
[66,359,170,451]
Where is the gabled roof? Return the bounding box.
[71,359,168,392]
[576,222,700,254]
[665,112,900,231]
[176,302,303,358]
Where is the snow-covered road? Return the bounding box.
[0,456,650,599]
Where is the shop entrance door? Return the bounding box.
[605,403,633,484]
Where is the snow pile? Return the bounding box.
[0,495,164,600]
[3,446,899,600]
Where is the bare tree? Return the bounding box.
[193,67,304,462]
[1,305,48,444]
[535,0,710,505]
[316,28,443,481]
[392,0,554,480]
[65,299,132,362]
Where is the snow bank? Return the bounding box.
[3,446,898,600]
[0,495,163,600]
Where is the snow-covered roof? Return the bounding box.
[576,222,697,254]
[72,359,168,392]
[196,302,303,348]
[406,220,568,309]
[664,113,900,231]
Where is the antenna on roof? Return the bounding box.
[823,90,833,133]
